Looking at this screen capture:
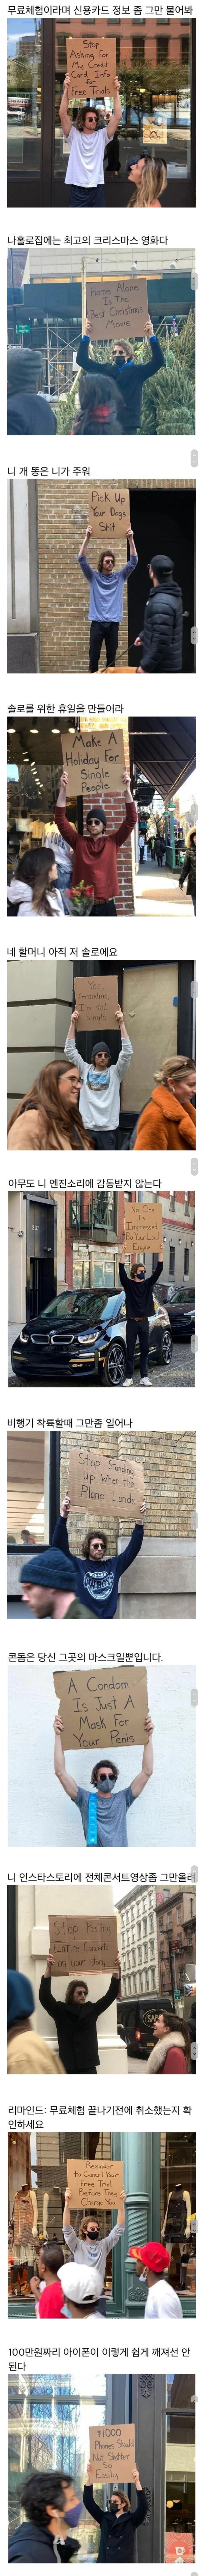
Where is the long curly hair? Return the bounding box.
[82,1530,107,1559]
[130,156,167,206]
[7,1060,92,1150]
[75,104,106,131]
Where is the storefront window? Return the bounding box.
[9,2377,106,2554]
[7,1428,46,1548]
[7,16,41,178]
[160,2132,196,2304]
[8,2133,113,2311]
[165,2375,195,2557]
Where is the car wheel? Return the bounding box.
[161,1328,173,1365]
[104,1340,126,1385]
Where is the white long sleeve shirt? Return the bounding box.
[63,2216,123,2294]
[64,1030,133,1132]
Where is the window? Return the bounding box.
[169,1246,175,1278]
[157,37,169,60]
[184,1193,189,1214]
[159,1918,164,1933]
[177,1904,182,1924]
[8,16,41,179]
[184,1246,189,1277]
[167,1913,172,1931]
[169,1194,175,1210]
[182,36,189,63]
[150,1941,155,1959]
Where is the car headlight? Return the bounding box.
[20,1329,29,1344]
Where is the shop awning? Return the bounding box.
[129,718,196,802]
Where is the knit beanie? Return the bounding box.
[86,807,106,829]
[20,1548,77,1592]
[8,1969,34,2030]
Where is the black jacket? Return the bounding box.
[39,1972,119,2074]
[83,2484,148,2561]
[141,577,183,672]
[76,331,164,435]
[8,2526,79,2563]
[179,843,196,895]
[119,1258,163,1320]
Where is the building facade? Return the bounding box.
[156,1887,196,2003]
[118,1883,159,2000]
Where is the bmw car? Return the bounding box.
[11,1284,173,1385]
[159,1283,195,1339]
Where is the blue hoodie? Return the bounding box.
[52,1514,143,1618]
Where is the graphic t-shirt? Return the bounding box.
[76,1783,134,1845]
[65,125,107,188]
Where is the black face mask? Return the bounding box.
[86,2225,99,2242]
[97,1773,114,1791]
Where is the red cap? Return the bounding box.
[129,2241,170,2275]
[38,2282,65,2317]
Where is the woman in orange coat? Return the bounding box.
[134,1056,196,1152]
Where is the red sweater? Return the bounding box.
[54,798,137,905]
[164,2046,186,2073]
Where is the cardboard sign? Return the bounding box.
[89,484,130,539]
[67,2157,123,2207]
[89,2424,136,2481]
[123,1199,162,1256]
[61,727,125,796]
[68,1447,145,1521]
[74,971,118,1029]
[86,278,149,342]
[53,1666,149,1750]
[66,31,116,99]
[48,1912,118,1976]
[143,115,167,144]
[165,2545,193,2564]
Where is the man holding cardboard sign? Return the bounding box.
[61,2169,125,2306]
[119,1230,164,1384]
[55,756,137,915]
[51,1475,145,1621]
[64,996,133,1145]
[59,54,122,205]
[53,1727,154,1842]
[75,303,164,439]
[78,515,137,672]
[83,2433,148,2559]
[39,1949,120,2075]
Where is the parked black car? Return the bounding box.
[117,1993,174,2060]
[11,1283,173,1385]
[159,1283,195,1339]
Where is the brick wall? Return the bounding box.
[38,483,129,676]
[81,712,133,910]
[60,1427,196,1553]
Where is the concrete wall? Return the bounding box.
[8,1192,26,1324]
[8,1659,196,1851]
[122,962,178,1112]
[8,484,30,633]
[8,960,72,1120]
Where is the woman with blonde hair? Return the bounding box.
[128,153,167,207]
[134,1056,196,1152]
[8,1059,93,1152]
